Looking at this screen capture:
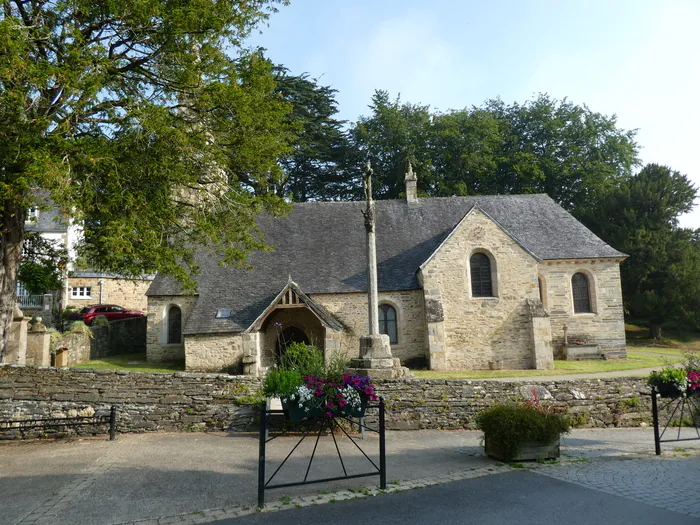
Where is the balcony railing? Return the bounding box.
[17,294,44,309]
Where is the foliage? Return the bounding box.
[284,373,378,418]
[279,342,324,378]
[342,92,639,215]
[262,369,302,399]
[69,321,93,339]
[272,67,351,201]
[0,0,292,359]
[92,315,110,329]
[476,402,570,462]
[647,367,689,397]
[18,233,68,294]
[684,351,700,373]
[581,164,700,337]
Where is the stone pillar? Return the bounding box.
[241,332,260,377]
[26,321,51,367]
[527,299,554,370]
[6,306,29,365]
[419,270,447,370]
[350,162,409,379]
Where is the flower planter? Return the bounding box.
[484,435,561,462]
[281,399,367,421]
[281,399,323,421]
[650,381,686,398]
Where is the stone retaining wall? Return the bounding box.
[0,365,672,439]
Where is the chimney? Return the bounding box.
[405,161,418,203]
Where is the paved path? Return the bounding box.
[219,470,700,525]
[1,428,699,525]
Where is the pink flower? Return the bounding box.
[325,411,333,418]
[338,399,347,407]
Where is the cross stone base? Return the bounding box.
[348,334,412,379]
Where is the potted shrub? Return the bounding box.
[476,401,570,462]
[647,367,689,398]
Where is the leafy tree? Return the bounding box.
[344,92,640,213]
[346,90,434,200]
[0,0,291,360]
[273,67,351,201]
[581,164,699,339]
[18,233,68,294]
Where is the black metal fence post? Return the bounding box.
[258,401,267,508]
[379,397,386,490]
[109,406,117,441]
[651,389,661,455]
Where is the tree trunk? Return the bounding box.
[0,199,25,362]
[650,323,663,341]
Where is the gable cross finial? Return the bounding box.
[405,160,416,181]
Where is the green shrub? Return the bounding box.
[69,321,94,339]
[262,369,302,399]
[280,343,324,377]
[647,367,688,395]
[92,315,110,329]
[476,404,570,462]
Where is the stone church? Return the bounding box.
[146,175,627,374]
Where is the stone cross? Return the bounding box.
[361,162,379,336]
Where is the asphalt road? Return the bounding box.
[221,470,700,525]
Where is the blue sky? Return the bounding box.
[248,0,700,227]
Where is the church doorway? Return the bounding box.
[276,326,309,361]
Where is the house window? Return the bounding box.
[470,253,493,297]
[26,208,38,222]
[378,304,398,344]
[572,273,592,313]
[16,281,28,297]
[71,286,92,299]
[167,305,182,344]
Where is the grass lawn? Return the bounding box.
[72,353,185,374]
[412,351,682,380]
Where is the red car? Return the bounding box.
[68,304,145,325]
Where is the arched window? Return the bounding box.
[378,304,398,344]
[572,273,592,313]
[167,305,182,344]
[470,253,493,297]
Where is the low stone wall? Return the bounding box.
[91,317,147,358]
[0,365,670,439]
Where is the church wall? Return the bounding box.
[421,209,540,370]
[538,259,626,358]
[311,290,428,365]
[146,295,197,363]
[185,333,245,373]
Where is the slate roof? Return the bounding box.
[147,194,625,335]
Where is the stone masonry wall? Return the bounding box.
[538,259,626,358]
[66,277,152,312]
[146,295,198,363]
[312,290,428,365]
[0,366,673,439]
[185,333,244,373]
[421,209,540,370]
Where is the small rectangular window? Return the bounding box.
[71,286,92,299]
[215,309,231,319]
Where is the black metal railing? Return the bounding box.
[257,398,386,508]
[649,389,700,455]
[0,406,118,440]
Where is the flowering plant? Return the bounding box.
[687,371,700,393]
[285,373,378,418]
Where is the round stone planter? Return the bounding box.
[484,435,561,462]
